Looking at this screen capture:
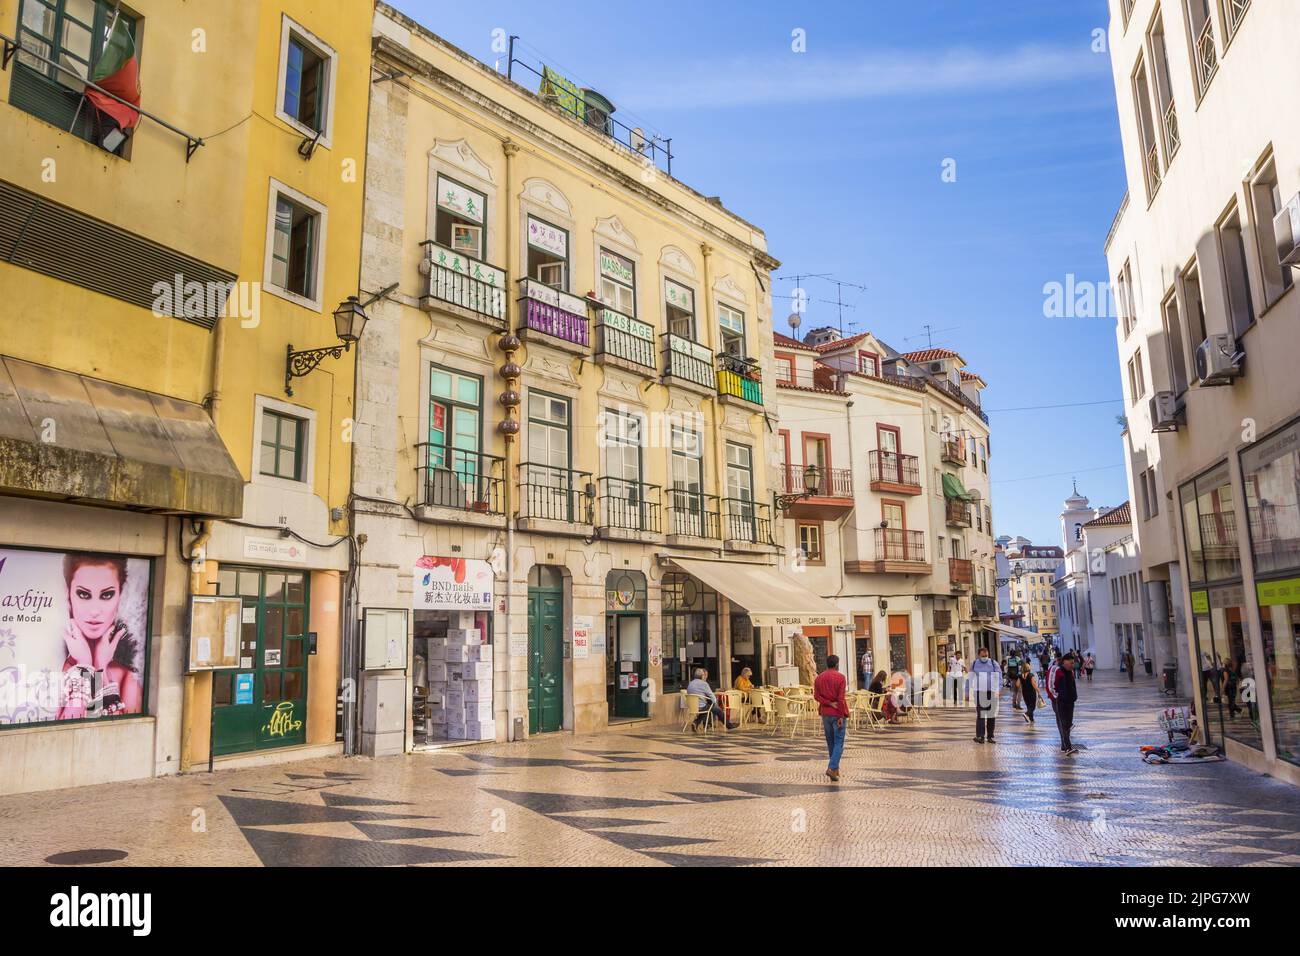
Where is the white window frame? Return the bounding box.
[252,394,317,492]
[275,14,338,149]
[263,178,328,312]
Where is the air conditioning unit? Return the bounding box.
[1194,334,1244,386]
[1275,192,1300,268]
[1149,391,1179,432]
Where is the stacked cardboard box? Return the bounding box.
[444,613,495,740]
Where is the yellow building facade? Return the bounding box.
[0,0,370,793]
[352,3,808,751]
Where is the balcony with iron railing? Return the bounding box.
[941,439,967,466]
[1225,0,1250,37]
[598,476,662,537]
[661,332,715,393]
[413,445,505,522]
[419,241,508,327]
[716,353,763,407]
[664,488,721,541]
[781,463,852,519]
[945,498,972,528]
[517,279,589,354]
[1163,100,1180,160]
[948,557,974,591]
[722,498,772,547]
[594,307,656,373]
[868,450,922,495]
[847,528,928,574]
[517,462,594,529]
[1194,16,1218,94]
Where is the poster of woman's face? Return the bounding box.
[0,548,150,724]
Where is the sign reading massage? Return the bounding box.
[412,556,494,611]
[0,548,151,726]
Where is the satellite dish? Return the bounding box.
[630,127,649,155]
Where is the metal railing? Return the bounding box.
[874,528,925,563]
[662,333,714,389]
[518,279,588,347]
[1194,17,1218,93]
[414,445,505,514]
[972,594,996,619]
[941,439,966,465]
[1163,100,1180,159]
[664,488,720,539]
[723,498,771,544]
[716,353,763,405]
[505,44,674,176]
[1,30,205,160]
[598,476,661,532]
[949,557,974,588]
[1145,141,1162,197]
[945,499,972,527]
[1225,0,1250,38]
[517,462,594,524]
[420,242,508,324]
[781,464,852,497]
[1198,510,1238,550]
[595,307,655,370]
[868,450,921,488]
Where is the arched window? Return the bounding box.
[528,565,564,589]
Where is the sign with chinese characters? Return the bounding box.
[572,615,592,659]
[527,216,567,258]
[665,279,694,314]
[669,332,711,363]
[436,175,484,223]
[426,243,503,288]
[519,278,586,316]
[412,557,494,611]
[599,250,634,285]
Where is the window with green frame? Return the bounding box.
[11,0,138,151]
[260,409,306,481]
[428,365,482,477]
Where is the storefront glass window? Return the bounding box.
[661,572,717,690]
[1242,419,1300,766]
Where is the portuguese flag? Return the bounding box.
[85,13,141,132]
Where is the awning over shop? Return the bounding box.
[668,556,850,628]
[0,355,244,517]
[941,472,978,501]
[988,622,1045,645]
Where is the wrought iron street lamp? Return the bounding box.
[775,463,821,511]
[283,287,393,396]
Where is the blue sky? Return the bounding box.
[392,0,1130,545]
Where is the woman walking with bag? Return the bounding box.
[1019,662,1041,725]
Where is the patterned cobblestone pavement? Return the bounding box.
[5,671,1300,866]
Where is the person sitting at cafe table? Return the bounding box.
[687,668,739,730]
[871,670,900,723]
[734,667,756,692]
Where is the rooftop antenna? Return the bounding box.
[814,276,869,335]
[905,324,960,348]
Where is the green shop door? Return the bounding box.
[527,583,564,734]
[212,568,310,756]
[607,612,647,718]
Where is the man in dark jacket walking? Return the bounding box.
[1053,653,1079,755]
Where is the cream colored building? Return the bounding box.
[1105,0,1300,783]
[350,3,847,750]
[771,330,998,689]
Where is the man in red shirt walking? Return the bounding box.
[813,654,850,781]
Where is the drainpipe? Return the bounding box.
[502,139,520,741]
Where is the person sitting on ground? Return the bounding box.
[686,668,738,731]
[734,667,756,692]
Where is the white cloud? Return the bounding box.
[617,44,1108,112]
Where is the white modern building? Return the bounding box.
[1104,0,1300,783]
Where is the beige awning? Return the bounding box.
[0,355,243,517]
[988,622,1045,645]
[668,557,850,628]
